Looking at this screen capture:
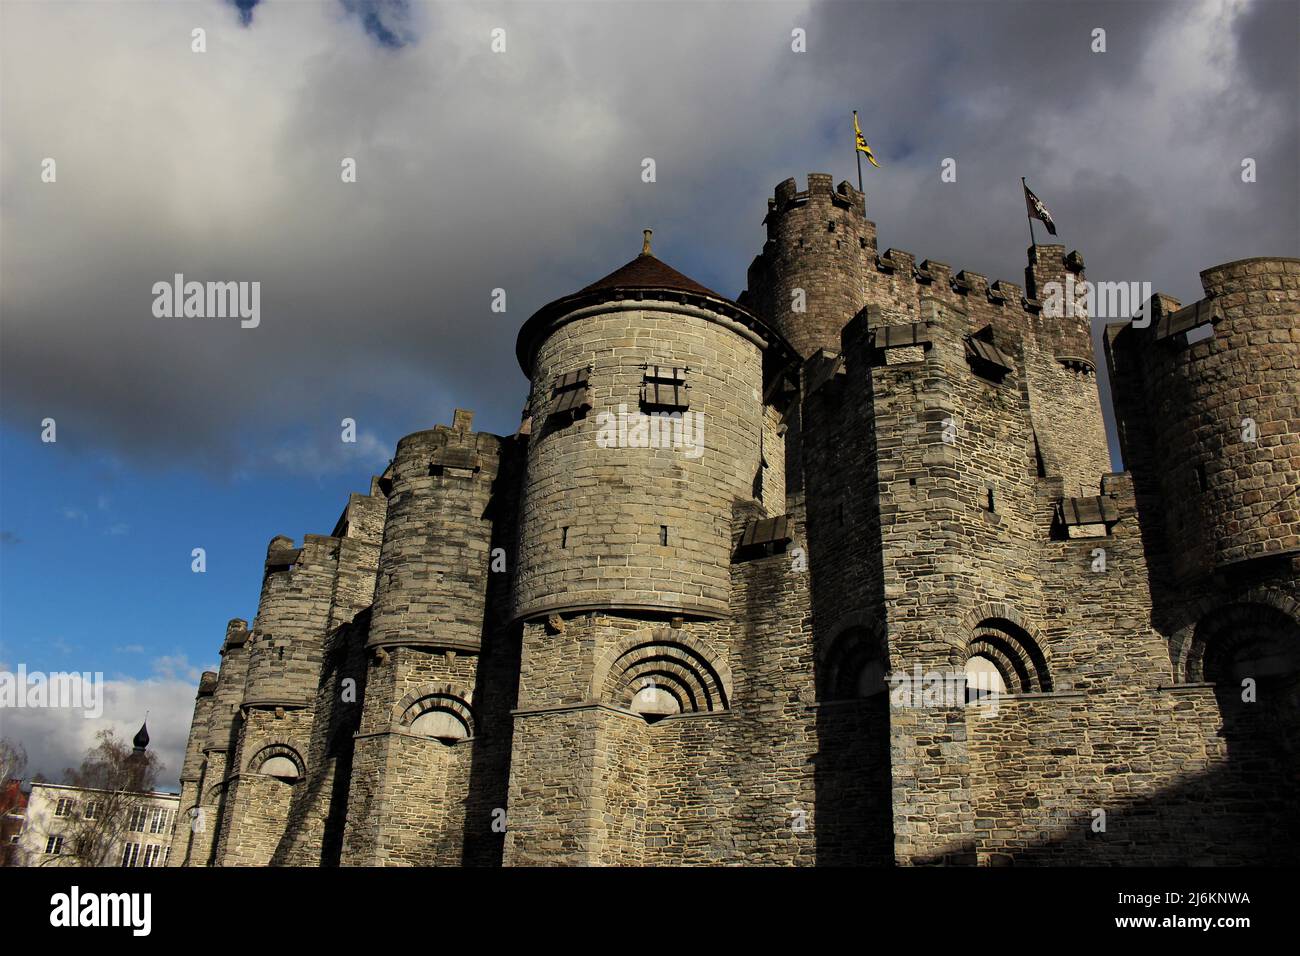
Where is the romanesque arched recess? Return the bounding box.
[958,603,1053,693]
[246,742,306,780]
[589,627,733,718]
[1182,598,1300,685]
[391,681,476,741]
[1168,588,1300,683]
[816,615,890,701]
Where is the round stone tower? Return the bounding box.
[742,173,874,359]
[1112,257,1300,580]
[1192,257,1300,569]
[205,618,250,753]
[511,231,797,621]
[242,534,340,706]
[367,412,504,653]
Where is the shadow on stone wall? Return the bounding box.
[917,685,1299,866]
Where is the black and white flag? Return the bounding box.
[1022,179,1057,236]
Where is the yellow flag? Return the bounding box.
[854,111,880,168]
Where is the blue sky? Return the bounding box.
[1,0,1295,782]
[0,422,383,680]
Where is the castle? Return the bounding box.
[169,173,1300,866]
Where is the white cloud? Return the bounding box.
[150,654,207,684]
[0,663,210,790]
[269,428,393,476]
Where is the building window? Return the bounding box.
[148,808,169,834]
[872,322,932,366]
[128,806,148,832]
[660,525,669,546]
[84,801,100,820]
[45,835,63,855]
[640,365,690,412]
[121,842,140,867]
[964,327,1014,380]
[734,514,794,562]
[549,368,592,420]
[54,798,73,817]
[409,709,470,743]
[142,844,164,868]
[561,526,569,549]
[259,756,300,781]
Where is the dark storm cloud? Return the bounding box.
[0,1,1295,476]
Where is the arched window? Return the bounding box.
[965,654,1008,701]
[594,630,732,722]
[1186,603,1300,686]
[409,708,470,743]
[629,682,682,719]
[395,685,476,744]
[967,618,1051,694]
[259,756,299,781]
[248,744,304,782]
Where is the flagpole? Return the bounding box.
[855,111,864,194]
[1022,177,1037,249]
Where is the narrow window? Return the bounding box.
[641,365,690,412]
[1196,463,1208,492]
[986,486,996,512]
[561,527,569,549]
[660,526,669,546]
[965,327,1013,381]
[549,368,592,420]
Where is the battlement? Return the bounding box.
[767,173,866,221]
[223,618,249,649]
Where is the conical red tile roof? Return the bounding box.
[578,252,724,300]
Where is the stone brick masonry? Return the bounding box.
[168,174,1299,867]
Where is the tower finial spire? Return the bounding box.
[642,229,653,256]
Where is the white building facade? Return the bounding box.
[16,782,179,867]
